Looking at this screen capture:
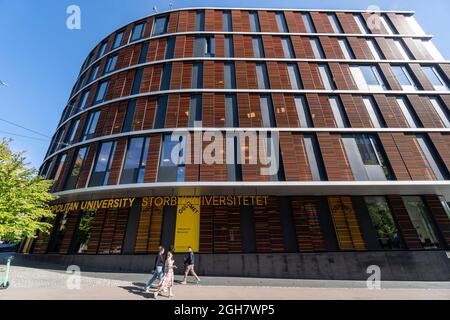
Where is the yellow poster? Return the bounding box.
[174,197,201,252]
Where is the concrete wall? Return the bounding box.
[14,251,450,281]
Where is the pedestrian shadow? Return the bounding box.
[119,285,154,299]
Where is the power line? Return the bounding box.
[0,130,50,142]
[0,117,52,138]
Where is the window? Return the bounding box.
[422,66,449,91]
[78,90,90,111]
[350,65,387,91]
[364,196,404,250]
[416,134,448,180]
[64,147,89,190]
[222,10,232,31]
[275,12,289,32]
[338,38,355,59]
[139,42,149,64]
[301,13,316,33]
[249,11,261,32]
[153,16,168,36]
[49,129,65,155]
[354,13,370,34]
[81,111,100,141]
[328,96,349,128]
[97,41,108,59]
[310,37,325,59]
[328,13,343,33]
[94,80,109,103]
[158,134,186,182]
[195,10,205,31]
[225,94,239,127]
[252,37,265,58]
[71,211,95,254]
[88,65,99,83]
[122,100,137,133]
[392,65,418,91]
[402,196,442,249]
[226,135,242,182]
[304,134,327,181]
[224,35,234,57]
[256,63,270,89]
[294,96,313,128]
[393,39,413,60]
[194,36,215,57]
[120,137,150,184]
[363,96,386,128]
[154,95,168,129]
[259,95,276,127]
[405,16,426,36]
[48,153,67,181]
[131,68,144,95]
[188,95,202,127]
[429,97,450,128]
[342,134,394,181]
[89,141,117,187]
[366,39,384,60]
[421,40,444,61]
[287,64,303,89]
[396,97,422,128]
[165,37,175,59]
[380,14,397,35]
[112,30,125,49]
[104,55,118,74]
[224,62,236,89]
[160,63,172,90]
[281,37,295,58]
[192,62,203,89]
[130,21,146,42]
[64,119,80,146]
[318,64,336,90]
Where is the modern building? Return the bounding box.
[22,7,450,280]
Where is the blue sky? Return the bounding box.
[0,0,449,168]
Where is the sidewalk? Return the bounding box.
[1,265,450,300]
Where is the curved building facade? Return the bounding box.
[23,7,450,279]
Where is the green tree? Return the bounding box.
[0,138,55,242]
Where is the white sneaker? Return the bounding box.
[180,281,187,285]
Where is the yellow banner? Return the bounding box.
[174,197,201,253]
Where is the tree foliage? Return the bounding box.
[0,139,55,242]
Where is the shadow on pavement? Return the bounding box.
[119,285,155,299]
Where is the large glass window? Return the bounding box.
[120,137,150,184]
[328,96,349,128]
[328,13,343,33]
[429,97,450,128]
[48,153,67,181]
[165,37,175,59]
[301,12,316,33]
[295,96,313,128]
[81,111,100,141]
[249,11,261,32]
[318,64,336,90]
[195,10,205,31]
[158,134,186,182]
[275,12,289,32]
[402,196,442,249]
[160,63,172,90]
[122,100,137,133]
[259,95,276,127]
[338,38,355,59]
[96,41,108,59]
[304,133,327,181]
[131,68,144,95]
[416,133,448,180]
[139,41,149,64]
[353,13,370,34]
[396,97,422,128]
[89,141,117,187]
[88,65,99,83]
[224,62,236,89]
[363,96,386,128]
[104,55,118,75]
[350,65,387,91]
[130,21,146,42]
[224,35,234,57]
[281,37,295,58]
[78,90,90,111]
[188,95,202,127]
[380,14,398,35]
[287,63,303,89]
[64,147,89,190]
[154,95,168,129]
[94,80,109,103]
[256,63,270,89]
[152,16,168,36]
[225,94,239,127]
[222,10,233,31]
[64,118,80,146]
[71,211,95,254]
[392,65,418,91]
[191,62,203,89]
[252,36,265,58]
[310,37,325,59]
[112,30,125,49]
[422,66,449,91]
[393,39,413,60]
[364,196,404,250]
[366,39,384,60]
[194,36,215,57]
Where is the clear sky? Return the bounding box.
[0,0,449,168]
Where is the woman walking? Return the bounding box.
[153,250,176,298]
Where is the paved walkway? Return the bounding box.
[1,265,450,300]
